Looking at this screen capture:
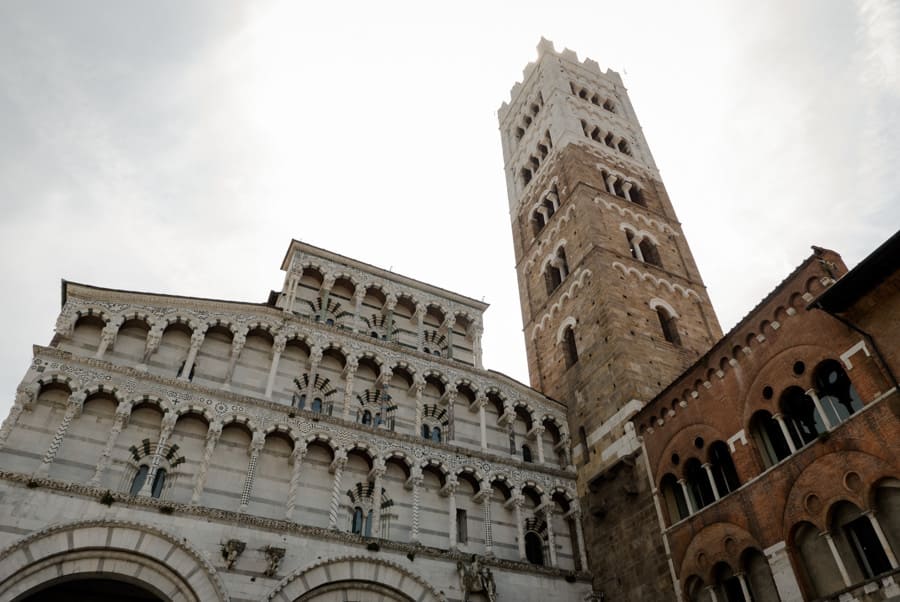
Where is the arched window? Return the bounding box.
[780,386,824,448]
[364,509,374,538]
[563,326,578,368]
[532,211,546,236]
[151,468,167,499]
[660,473,689,523]
[639,238,662,268]
[373,412,383,427]
[750,410,791,467]
[351,507,364,534]
[708,441,740,496]
[361,410,372,426]
[656,307,682,346]
[421,424,431,439]
[525,532,545,566]
[814,360,863,425]
[626,230,639,260]
[293,393,307,410]
[684,458,714,511]
[431,426,442,443]
[325,318,335,326]
[544,263,563,295]
[556,247,569,278]
[522,444,533,463]
[130,465,149,496]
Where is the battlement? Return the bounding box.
[498,38,621,120]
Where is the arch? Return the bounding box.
[0,519,227,602]
[266,556,442,601]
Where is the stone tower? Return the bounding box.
[499,39,723,599]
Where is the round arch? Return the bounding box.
[0,519,228,602]
[266,556,443,601]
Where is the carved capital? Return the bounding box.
[272,335,287,354]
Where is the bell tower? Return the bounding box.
[499,39,722,598]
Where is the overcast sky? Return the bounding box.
[1,1,898,417]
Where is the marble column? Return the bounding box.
[342,356,358,419]
[477,488,493,556]
[533,425,546,464]
[413,379,425,437]
[138,328,162,371]
[285,443,308,520]
[88,400,133,487]
[446,478,459,550]
[305,346,323,408]
[865,511,899,569]
[239,431,265,512]
[545,506,558,567]
[264,335,287,398]
[223,329,248,389]
[822,531,852,587]
[328,453,347,529]
[94,322,119,359]
[410,471,423,544]
[0,384,37,450]
[414,305,426,352]
[477,396,488,451]
[191,421,223,504]
[371,463,386,537]
[736,573,752,601]
[139,410,178,496]
[179,328,206,380]
[702,463,721,500]
[513,495,526,560]
[352,288,366,333]
[571,509,588,571]
[678,479,695,515]
[773,413,798,453]
[35,391,85,477]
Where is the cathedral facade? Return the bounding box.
[0,39,898,602]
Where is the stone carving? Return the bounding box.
[263,546,285,577]
[221,538,246,569]
[457,554,497,602]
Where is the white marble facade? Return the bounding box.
[0,240,591,602]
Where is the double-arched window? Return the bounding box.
[350,506,374,537]
[421,424,442,443]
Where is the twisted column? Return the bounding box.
[445,390,457,443]
[285,443,308,520]
[35,391,85,476]
[328,453,347,529]
[139,410,178,496]
[265,335,287,398]
[342,356,358,419]
[410,467,423,543]
[191,420,222,504]
[88,400,133,487]
[414,305,426,352]
[239,431,265,512]
[413,379,425,436]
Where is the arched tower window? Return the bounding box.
[522,444,533,463]
[626,230,639,260]
[151,468,167,499]
[639,238,662,268]
[656,307,682,346]
[562,326,578,368]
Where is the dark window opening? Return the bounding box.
[522,444,533,463]
[657,307,682,346]
[456,508,468,544]
[780,387,824,448]
[639,239,663,268]
[845,516,892,578]
[130,465,149,496]
[525,532,545,566]
[563,327,579,368]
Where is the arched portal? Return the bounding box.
[267,556,442,602]
[0,520,227,602]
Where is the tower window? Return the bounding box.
[563,326,579,367]
[656,307,681,346]
[626,231,639,260]
[421,424,431,439]
[639,239,662,268]
[522,444,533,463]
[130,465,149,496]
[431,426,442,443]
[544,264,563,295]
